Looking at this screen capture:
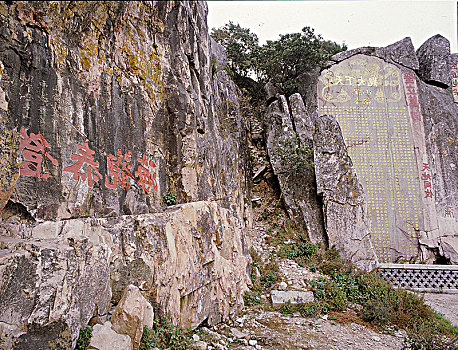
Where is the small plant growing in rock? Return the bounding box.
[243,290,261,306]
[163,191,177,206]
[75,326,92,350]
[140,318,195,350]
[272,133,314,176]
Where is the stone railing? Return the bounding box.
[376,264,458,292]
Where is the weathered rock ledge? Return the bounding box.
[0,200,251,348]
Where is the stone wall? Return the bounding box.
[0,1,251,348]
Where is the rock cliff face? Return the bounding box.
[0,1,251,348]
[263,94,326,245]
[264,35,457,266]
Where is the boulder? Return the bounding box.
[313,114,377,268]
[439,236,458,264]
[270,290,314,307]
[111,285,154,349]
[376,37,419,70]
[88,322,132,350]
[263,94,326,244]
[0,200,251,347]
[416,34,451,87]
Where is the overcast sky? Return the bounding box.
[207,1,457,52]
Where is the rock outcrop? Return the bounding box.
[416,34,451,87]
[111,285,154,349]
[313,114,377,267]
[263,94,326,245]
[0,199,251,348]
[0,1,251,347]
[264,36,456,266]
[89,322,132,350]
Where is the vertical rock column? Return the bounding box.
[263,93,327,244]
[314,114,377,268]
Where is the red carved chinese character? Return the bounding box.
[424,188,433,198]
[423,180,431,189]
[444,206,454,218]
[408,94,419,106]
[64,142,101,187]
[421,163,430,171]
[406,86,416,95]
[403,72,415,83]
[19,127,58,179]
[410,111,421,121]
[421,173,431,181]
[105,149,134,191]
[135,154,158,194]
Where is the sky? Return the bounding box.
[207,1,458,52]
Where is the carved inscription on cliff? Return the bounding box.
[317,55,434,263]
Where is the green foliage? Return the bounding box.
[243,290,261,306]
[309,277,348,312]
[163,192,177,206]
[140,319,195,350]
[278,300,325,318]
[280,244,458,344]
[402,320,458,350]
[272,133,314,176]
[211,22,347,98]
[211,21,259,78]
[256,27,346,95]
[243,248,280,307]
[278,235,318,266]
[75,326,92,350]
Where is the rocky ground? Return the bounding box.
[423,292,458,327]
[194,199,406,350]
[191,136,458,350]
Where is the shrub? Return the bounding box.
[278,300,325,318]
[163,192,177,206]
[310,277,348,312]
[402,320,458,350]
[75,326,92,350]
[140,318,195,350]
[243,290,261,306]
[272,133,314,176]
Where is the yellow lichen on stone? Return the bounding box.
[0,121,21,212]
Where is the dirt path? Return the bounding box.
[422,292,458,327]
[201,308,405,350]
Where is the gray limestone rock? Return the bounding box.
[439,236,458,264]
[331,47,377,63]
[0,1,252,347]
[0,200,251,347]
[88,322,132,350]
[111,285,154,350]
[416,34,451,87]
[417,74,458,261]
[313,114,377,268]
[376,37,419,70]
[0,1,251,225]
[270,290,314,307]
[263,94,326,244]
